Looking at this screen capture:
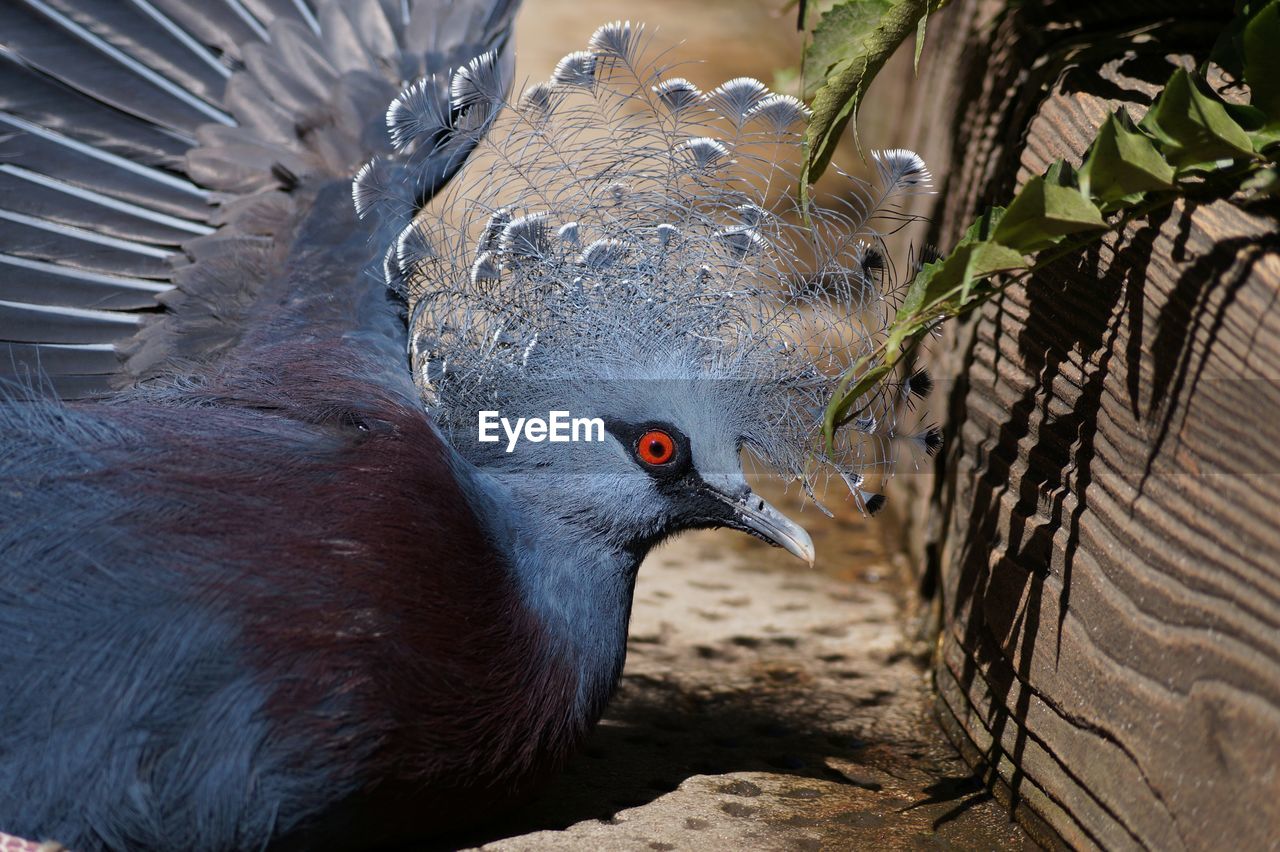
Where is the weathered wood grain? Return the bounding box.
[880,1,1280,848]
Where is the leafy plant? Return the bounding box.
[800,0,950,210]
[805,0,1280,454]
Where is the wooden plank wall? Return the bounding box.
[878,1,1280,848]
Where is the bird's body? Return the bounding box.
[3,381,581,848]
[1,172,624,851]
[0,1,929,847]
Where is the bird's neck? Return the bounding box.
[462,471,643,724]
[513,531,640,720]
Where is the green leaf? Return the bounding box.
[961,204,1006,242]
[1241,166,1280,201]
[914,11,928,74]
[828,361,896,426]
[891,206,1006,323]
[1211,0,1271,77]
[803,0,895,98]
[894,238,1025,334]
[1221,101,1280,152]
[1078,108,1175,203]
[1043,160,1069,187]
[991,175,1107,253]
[1140,68,1257,169]
[946,241,1025,299]
[1225,101,1268,131]
[1243,2,1280,126]
[1249,128,1280,152]
[800,0,949,202]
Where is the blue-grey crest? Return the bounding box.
[356,21,938,518]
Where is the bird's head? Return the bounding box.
[447,357,817,564]
[363,22,938,566]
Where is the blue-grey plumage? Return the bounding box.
[0,3,932,850]
[399,23,936,513]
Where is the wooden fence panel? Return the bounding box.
[881,2,1280,847]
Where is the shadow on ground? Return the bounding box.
[443,494,1035,851]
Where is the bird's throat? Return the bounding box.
[454,463,648,726]
[510,534,641,723]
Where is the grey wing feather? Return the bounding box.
[1,0,519,399]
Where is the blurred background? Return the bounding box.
[514,1,804,109]
[509,0,914,199]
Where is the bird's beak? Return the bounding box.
[711,488,816,567]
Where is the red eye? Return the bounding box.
[636,430,676,465]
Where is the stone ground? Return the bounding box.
[455,484,1038,851]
